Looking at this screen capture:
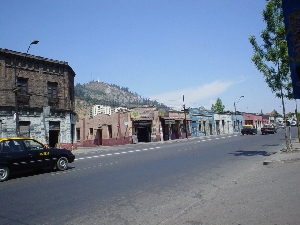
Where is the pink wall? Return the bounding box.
[243,113,263,128]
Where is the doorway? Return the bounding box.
[137,127,150,142]
[49,130,59,147]
[96,129,102,145]
[49,121,60,147]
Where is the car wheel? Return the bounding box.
[0,166,10,182]
[56,157,68,171]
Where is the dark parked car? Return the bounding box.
[241,125,257,135]
[0,137,75,181]
[261,124,277,135]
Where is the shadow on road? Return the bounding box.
[229,150,277,157]
[7,167,75,181]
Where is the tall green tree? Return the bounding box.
[211,97,225,113]
[249,0,293,150]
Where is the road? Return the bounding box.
[0,128,299,224]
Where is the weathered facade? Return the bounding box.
[0,48,76,149]
[214,112,233,134]
[189,107,214,137]
[160,110,191,140]
[76,107,191,147]
[231,112,244,132]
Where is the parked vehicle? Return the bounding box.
[261,124,277,135]
[277,123,285,129]
[0,137,75,181]
[241,125,257,135]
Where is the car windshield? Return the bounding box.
[23,139,45,151]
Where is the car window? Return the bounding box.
[0,142,4,153]
[23,139,45,151]
[1,140,25,153]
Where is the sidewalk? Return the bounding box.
[264,136,300,164]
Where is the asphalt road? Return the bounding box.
[0,128,298,225]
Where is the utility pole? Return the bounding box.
[234,95,244,132]
[183,95,188,139]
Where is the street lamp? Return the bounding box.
[234,95,244,132]
[14,40,39,136]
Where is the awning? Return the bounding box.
[131,118,153,121]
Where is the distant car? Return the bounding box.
[241,125,257,135]
[291,121,297,127]
[277,123,285,129]
[0,137,75,182]
[261,124,276,135]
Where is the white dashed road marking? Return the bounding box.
[74,135,236,162]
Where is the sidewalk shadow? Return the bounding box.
[229,150,277,157]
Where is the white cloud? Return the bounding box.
[149,80,235,110]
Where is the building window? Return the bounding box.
[17,78,28,95]
[5,58,11,65]
[43,64,47,72]
[89,128,93,135]
[27,62,33,69]
[47,82,58,98]
[19,121,30,137]
[34,63,39,70]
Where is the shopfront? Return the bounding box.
[132,119,152,142]
[130,108,154,143]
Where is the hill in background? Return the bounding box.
[75,81,168,119]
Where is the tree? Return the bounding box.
[211,97,225,113]
[249,0,293,151]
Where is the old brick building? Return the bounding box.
[0,48,76,149]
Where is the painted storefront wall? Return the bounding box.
[189,107,214,137]
[214,113,233,134]
[0,110,75,150]
[231,113,244,132]
[76,110,131,147]
[243,113,263,129]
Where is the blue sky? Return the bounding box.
[0,0,297,114]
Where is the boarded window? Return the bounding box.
[47,82,58,98]
[19,121,30,137]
